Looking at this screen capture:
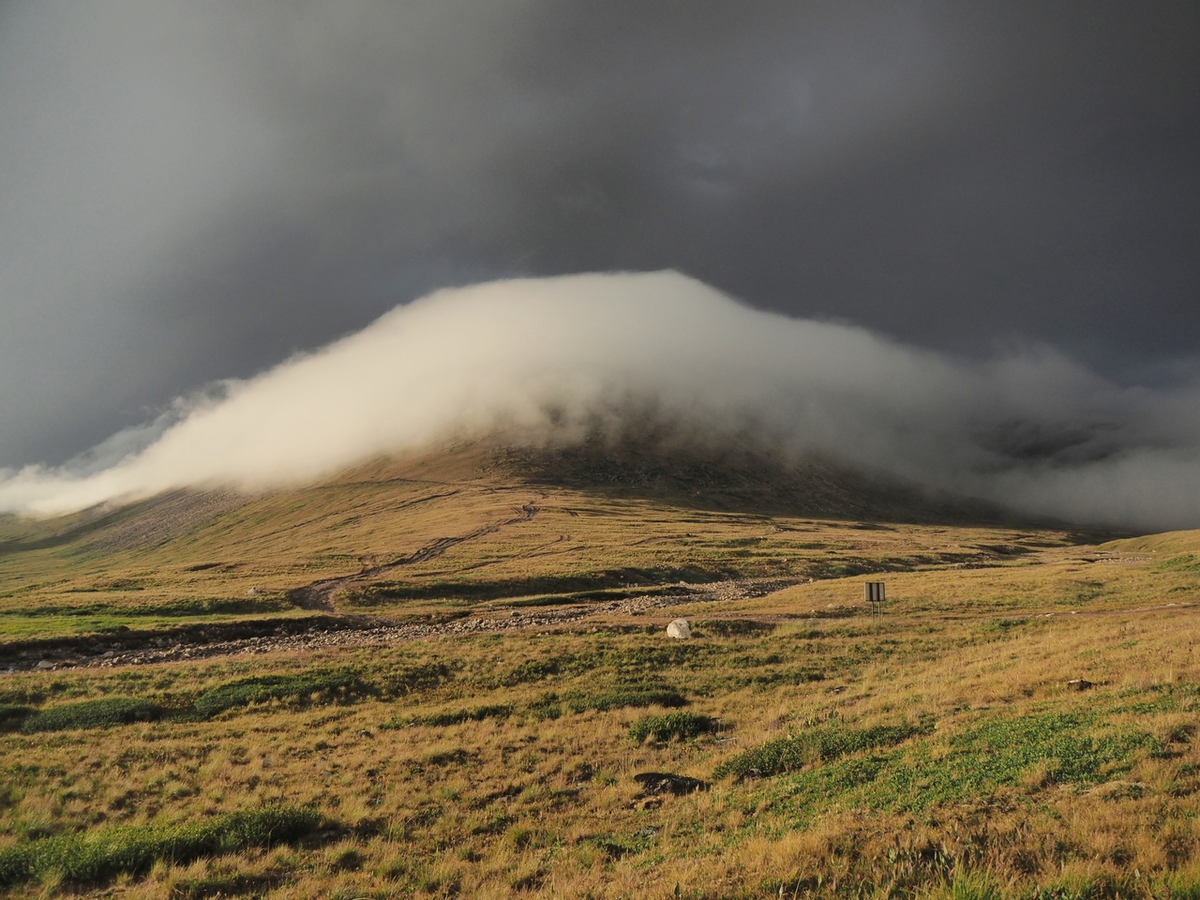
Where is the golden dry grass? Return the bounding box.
[0,449,1197,898]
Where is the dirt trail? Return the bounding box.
[3,577,1195,674]
[2,577,797,672]
[4,502,1192,675]
[288,494,544,611]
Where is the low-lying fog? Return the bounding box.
[2,272,1197,531]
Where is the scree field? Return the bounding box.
[0,442,1197,899]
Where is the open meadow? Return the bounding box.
[1,446,1198,899]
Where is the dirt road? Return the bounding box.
[0,577,799,673]
[287,495,545,611]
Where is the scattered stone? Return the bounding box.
[35,660,54,670]
[0,576,801,673]
[633,772,708,796]
[666,618,691,639]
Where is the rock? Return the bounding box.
[633,772,708,796]
[666,618,691,639]
[35,660,55,670]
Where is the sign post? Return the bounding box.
[865,582,886,618]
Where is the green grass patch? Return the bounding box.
[979,617,1031,637]
[774,712,1165,817]
[629,711,719,743]
[192,670,373,719]
[716,666,826,691]
[499,658,561,686]
[1157,553,1200,573]
[561,644,702,678]
[856,712,1162,811]
[3,596,291,618]
[503,586,671,607]
[20,697,163,733]
[341,568,717,607]
[399,704,513,728]
[714,721,925,780]
[0,806,323,888]
[565,684,687,713]
[377,661,456,696]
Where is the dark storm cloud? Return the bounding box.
[2,1,1199,477]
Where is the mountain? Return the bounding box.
[0,427,1046,567]
[0,428,1102,663]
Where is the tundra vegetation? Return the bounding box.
[0,444,1197,898]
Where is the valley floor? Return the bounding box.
[0,470,1198,898]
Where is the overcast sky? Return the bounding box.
[2,1,1199,471]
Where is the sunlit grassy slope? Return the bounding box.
[0,439,1062,640]
[1,439,1198,899]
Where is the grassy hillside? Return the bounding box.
[0,441,1196,898]
[0,440,1063,645]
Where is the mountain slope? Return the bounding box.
[0,433,1098,651]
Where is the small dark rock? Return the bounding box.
[633,772,708,796]
[567,762,596,784]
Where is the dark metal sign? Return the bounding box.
[865,582,886,616]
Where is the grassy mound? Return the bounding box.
[565,684,687,714]
[0,703,33,731]
[0,806,323,887]
[192,670,371,719]
[714,721,926,780]
[405,704,513,727]
[629,712,719,743]
[20,698,162,733]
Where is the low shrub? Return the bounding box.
[0,806,323,887]
[499,658,560,686]
[714,721,925,780]
[0,704,33,732]
[527,693,563,721]
[377,662,455,697]
[407,704,513,727]
[192,670,371,719]
[19,698,162,733]
[629,712,719,743]
[566,684,687,714]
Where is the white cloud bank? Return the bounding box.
[2,272,1198,531]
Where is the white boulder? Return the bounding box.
[666,618,692,639]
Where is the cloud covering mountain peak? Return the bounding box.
[2,272,1197,530]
